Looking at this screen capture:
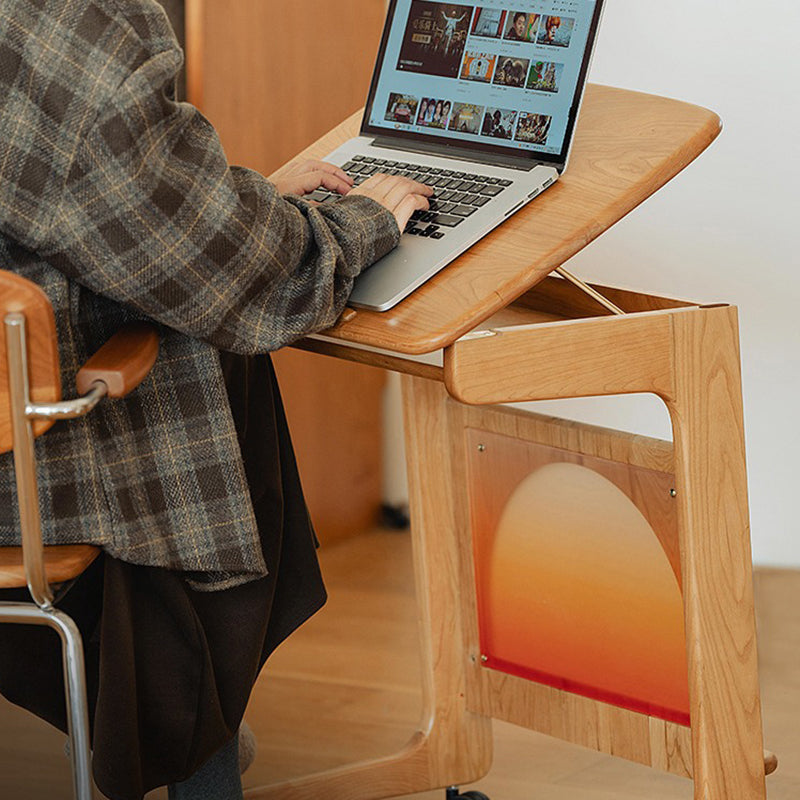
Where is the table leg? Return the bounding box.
[666,306,766,800]
[245,375,492,799]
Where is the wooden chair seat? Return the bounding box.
[0,545,100,589]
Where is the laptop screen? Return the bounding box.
[361,0,602,166]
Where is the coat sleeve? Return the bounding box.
[39,46,400,354]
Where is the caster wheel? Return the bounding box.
[445,787,491,800]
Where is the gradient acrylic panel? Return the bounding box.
[466,428,690,725]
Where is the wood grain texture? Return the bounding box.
[664,306,766,799]
[254,303,766,800]
[398,375,493,786]
[294,280,699,388]
[1,534,792,800]
[0,271,61,450]
[517,274,696,319]
[0,545,100,588]
[474,668,694,779]
[290,338,443,382]
[245,376,494,799]
[444,308,680,405]
[270,348,385,546]
[178,31,761,789]
[187,0,386,177]
[76,323,159,398]
[184,0,203,108]
[236,536,785,800]
[447,402,689,774]
[187,1,391,546]
[282,85,721,354]
[446,308,768,799]
[455,401,676,474]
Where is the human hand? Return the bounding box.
[271,159,353,196]
[350,174,433,232]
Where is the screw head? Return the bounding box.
[480,654,488,663]
[670,488,677,498]
[477,444,486,452]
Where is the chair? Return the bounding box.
[0,269,158,799]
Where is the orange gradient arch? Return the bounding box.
[480,461,690,723]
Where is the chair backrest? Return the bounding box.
[1,267,158,610]
[0,270,61,452]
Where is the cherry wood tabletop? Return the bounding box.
[285,84,721,355]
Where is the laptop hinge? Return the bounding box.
[369,135,556,172]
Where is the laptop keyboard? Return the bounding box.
[306,156,512,240]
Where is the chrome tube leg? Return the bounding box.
[0,603,94,798]
[48,609,93,800]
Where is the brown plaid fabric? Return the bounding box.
[0,0,399,589]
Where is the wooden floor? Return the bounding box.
[0,530,797,799]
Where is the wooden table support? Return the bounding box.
[667,308,766,799]
[244,86,771,800]
[247,373,493,800]
[446,302,768,799]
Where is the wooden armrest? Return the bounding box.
[76,322,159,398]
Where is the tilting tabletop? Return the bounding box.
[286,83,721,355]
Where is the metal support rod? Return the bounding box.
[27,380,107,420]
[555,266,626,316]
[58,609,94,800]
[4,311,95,799]
[4,313,109,607]
[4,313,53,607]
[0,603,93,799]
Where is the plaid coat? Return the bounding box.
[0,0,399,589]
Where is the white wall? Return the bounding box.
[525,0,800,566]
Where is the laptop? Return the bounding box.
[315,1,605,311]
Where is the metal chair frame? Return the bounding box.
[1,311,110,800]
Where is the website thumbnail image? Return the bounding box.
[470,7,576,47]
[396,1,576,82]
[397,2,573,95]
[384,91,552,146]
[459,51,563,93]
